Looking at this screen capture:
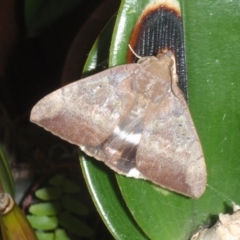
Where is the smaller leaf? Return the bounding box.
[61,195,89,216]
[35,187,62,200]
[62,179,80,193]
[49,174,65,186]
[55,228,70,240]
[36,231,54,240]
[27,215,58,230]
[59,211,94,237]
[29,202,61,216]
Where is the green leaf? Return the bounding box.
[182,0,240,216]
[58,211,94,237]
[49,174,65,186]
[29,202,62,216]
[55,229,70,240]
[48,174,81,193]
[61,195,89,215]
[36,232,54,240]
[109,0,150,66]
[35,187,62,201]
[62,178,80,194]
[27,215,58,230]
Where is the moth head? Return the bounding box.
[137,55,157,64]
[156,51,174,68]
[128,44,174,67]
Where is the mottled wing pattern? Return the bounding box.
[31,64,139,149]
[136,84,206,198]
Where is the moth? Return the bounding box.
[30,50,207,198]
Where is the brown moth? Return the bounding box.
[30,51,207,198]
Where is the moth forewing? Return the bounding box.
[30,64,138,146]
[30,52,206,198]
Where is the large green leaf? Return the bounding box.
[81,0,240,239]
[183,0,240,219]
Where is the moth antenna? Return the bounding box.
[128,44,142,59]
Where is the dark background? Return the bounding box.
[0,0,120,239]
